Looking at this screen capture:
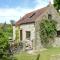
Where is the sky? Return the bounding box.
[0,0,53,23]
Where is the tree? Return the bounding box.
[2,22,13,38]
[0,24,16,60]
[40,19,57,47]
[54,0,60,12]
[0,29,9,60]
[10,20,15,26]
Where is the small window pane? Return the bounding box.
[20,30,22,41]
[57,31,60,37]
[26,31,30,40]
[48,14,52,19]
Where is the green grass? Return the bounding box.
[14,52,37,60]
[39,47,60,60]
[14,47,60,60]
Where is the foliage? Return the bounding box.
[10,20,15,26]
[3,23,13,37]
[0,29,9,60]
[14,48,60,60]
[54,0,60,12]
[39,19,57,47]
[15,27,19,43]
[0,23,16,60]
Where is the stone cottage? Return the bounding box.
[13,4,60,51]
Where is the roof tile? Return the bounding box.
[16,6,48,26]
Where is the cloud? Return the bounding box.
[51,0,54,4]
[0,7,34,23]
[34,0,49,10]
[34,0,53,9]
[0,0,53,23]
[0,8,20,23]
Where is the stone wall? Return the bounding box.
[13,26,16,41]
[53,37,60,47]
[35,4,60,49]
[20,23,35,41]
[20,23,35,50]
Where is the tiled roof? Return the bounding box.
[16,6,48,26]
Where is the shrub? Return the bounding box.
[40,19,57,47]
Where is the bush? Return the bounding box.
[0,25,16,60]
[40,19,57,47]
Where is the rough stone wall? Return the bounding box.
[15,26,20,43]
[13,26,20,45]
[13,26,16,41]
[20,24,35,41]
[13,5,60,50]
[35,21,43,50]
[20,23,35,50]
[35,4,60,49]
[53,37,60,47]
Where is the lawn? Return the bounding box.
[14,47,60,60]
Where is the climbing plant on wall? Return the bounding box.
[40,19,57,47]
[15,26,20,44]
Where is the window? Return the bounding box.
[20,30,22,41]
[48,14,52,19]
[57,30,60,37]
[29,13,35,18]
[26,31,31,40]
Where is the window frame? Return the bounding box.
[20,30,22,41]
[57,30,60,37]
[26,31,31,40]
[48,14,52,20]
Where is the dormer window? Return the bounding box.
[48,14,52,20]
[29,13,35,18]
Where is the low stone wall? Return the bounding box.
[50,54,60,60]
[52,37,60,47]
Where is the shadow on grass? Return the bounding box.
[36,54,40,60]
